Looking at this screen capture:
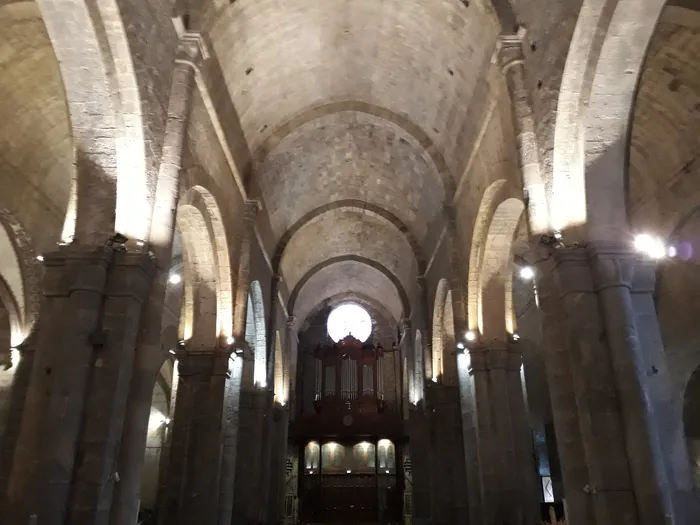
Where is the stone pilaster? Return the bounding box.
[6,245,113,525]
[0,333,37,517]
[233,200,262,339]
[161,350,231,525]
[425,384,470,525]
[537,255,596,525]
[498,32,548,234]
[266,404,291,525]
[406,405,433,525]
[68,250,156,525]
[110,31,208,525]
[469,341,538,525]
[217,352,243,525]
[553,242,698,525]
[232,389,274,525]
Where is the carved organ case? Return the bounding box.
[313,336,385,414]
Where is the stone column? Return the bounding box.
[217,352,243,525]
[457,351,483,525]
[0,335,36,517]
[551,243,698,525]
[232,389,274,525]
[498,32,548,234]
[406,405,432,525]
[425,383,470,525]
[267,404,290,525]
[109,31,206,525]
[6,245,113,525]
[232,201,261,339]
[161,350,230,525]
[67,250,156,525]
[537,257,595,525]
[469,341,538,525]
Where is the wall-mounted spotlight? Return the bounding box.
[465,331,477,342]
[509,333,521,342]
[226,335,235,345]
[177,339,186,348]
[634,234,667,260]
[168,349,176,355]
[519,266,535,280]
[168,273,182,285]
[36,255,44,262]
[456,342,465,351]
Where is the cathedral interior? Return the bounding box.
[0,0,700,524]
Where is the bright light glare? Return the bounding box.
[168,273,182,285]
[36,255,44,262]
[148,411,170,431]
[634,234,666,259]
[226,335,235,345]
[327,303,372,343]
[465,331,476,342]
[667,246,677,258]
[519,266,535,280]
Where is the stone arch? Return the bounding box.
[273,330,287,406]
[175,207,216,346]
[552,0,667,239]
[33,0,149,243]
[177,185,233,345]
[272,200,427,273]
[479,198,525,339]
[468,180,511,331]
[245,280,267,388]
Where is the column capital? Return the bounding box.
[468,342,522,372]
[586,241,656,293]
[498,31,526,71]
[244,199,262,222]
[552,242,656,294]
[177,350,232,377]
[175,32,210,68]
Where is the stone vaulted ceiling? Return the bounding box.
[207,0,502,323]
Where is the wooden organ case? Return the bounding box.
[291,336,404,524]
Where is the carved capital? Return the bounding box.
[175,32,209,68]
[469,341,522,372]
[244,200,262,223]
[586,241,656,293]
[498,33,525,71]
[177,350,231,377]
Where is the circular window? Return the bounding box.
[327,303,372,343]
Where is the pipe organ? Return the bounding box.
[313,336,384,413]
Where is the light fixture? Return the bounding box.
[456,342,465,350]
[346,470,351,474]
[519,266,535,280]
[177,340,185,348]
[164,417,171,425]
[169,349,176,355]
[136,240,145,247]
[510,333,521,342]
[235,348,243,355]
[168,273,182,285]
[465,331,476,342]
[431,376,438,383]
[385,470,390,474]
[634,234,666,259]
[36,255,44,262]
[226,335,235,345]
[667,245,677,258]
